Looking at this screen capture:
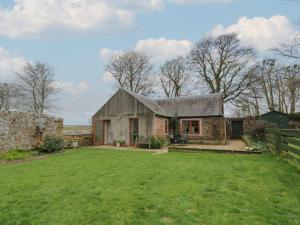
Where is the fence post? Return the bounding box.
[274,129,282,155]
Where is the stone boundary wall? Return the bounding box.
[0,111,63,151]
[63,131,92,147]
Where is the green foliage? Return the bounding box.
[170,117,180,138]
[150,136,161,149]
[113,140,126,146]
[117,140,125,145]
[243,135,272,153]
[0,149,33,161]
[150,136,169,149]
[0,149,299,224]
[37,136,64,153]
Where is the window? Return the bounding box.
[165,120,169,134]
[181,120,200,135]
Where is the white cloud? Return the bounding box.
[135,38,194,63]
[209,15,298,51]
[0,0,237,38]
[0,0,164,38]
[102,71,114,82]
[0,47,27,81]
[100,37,193,64]
[99,48,124,63]
[99,37,194,81]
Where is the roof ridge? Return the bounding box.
[155,93,223,102]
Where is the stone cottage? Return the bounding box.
[92,88,226,146]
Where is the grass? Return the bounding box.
[0,149,34,161]
[0,148,299,225]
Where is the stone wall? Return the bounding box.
[226,117,257,139]
[0,111,63,151]
[179,117,226,144]
[63,132,92,148]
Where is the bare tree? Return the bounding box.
[106,50,154,95]
[233,68,263,117]
[159,57,191,98]
[273,35,300,61]
[243,59,300,114]
[189,33,256,102]
[283,64,300,113]
[16,62,58,114]
[0,83,19,111]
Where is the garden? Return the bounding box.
[0,147,299,225]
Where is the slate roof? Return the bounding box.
[156,94,224,117]
[124,89,223,117]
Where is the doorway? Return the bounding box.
[129,118,139,145]
[231,120,243,139]
[104,120,111,144]
[94,119,104,145]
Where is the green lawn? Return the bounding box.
[0,149,299,225]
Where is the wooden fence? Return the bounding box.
[265,129,300,165]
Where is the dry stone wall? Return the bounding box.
[0,111,63,151]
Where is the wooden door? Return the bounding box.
[129,118,139,145]
[232,121,243,139]
[104,120,111,144]
[94,119,104,145]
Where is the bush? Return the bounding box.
[150,137,161,149]
[149,136,169,149]
[245,120,277,141]
[37,136,64,153]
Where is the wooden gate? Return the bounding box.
[93,119,104,145]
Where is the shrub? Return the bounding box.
[37,136,64,153]
[149,136,169,149]
[245,120,277,141]
[118,140,125,146]
[150,136,161,149]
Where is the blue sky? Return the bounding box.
[0,0,299,124]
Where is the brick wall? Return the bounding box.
[0,111,63,151]
[153,117,168,137]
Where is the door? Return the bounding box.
[94,119,104,145]
[231,121,243,139]
[104,120,111,144]
[129,118,139,145]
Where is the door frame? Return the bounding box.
[129,118,139,146]
[231,120,243,139]
[93,118,104,145]
[103,120,111,144]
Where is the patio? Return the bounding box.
[169,140,261,154]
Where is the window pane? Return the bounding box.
[191,121,199,134]
[182,121,189,134]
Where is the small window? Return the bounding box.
[181,120,200,135]
[165,120,169,134]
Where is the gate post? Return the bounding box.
[274,129,282,155]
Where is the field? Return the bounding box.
[63,125,91,134]
[0,148,299,225]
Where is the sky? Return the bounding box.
[0,0,299,124]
